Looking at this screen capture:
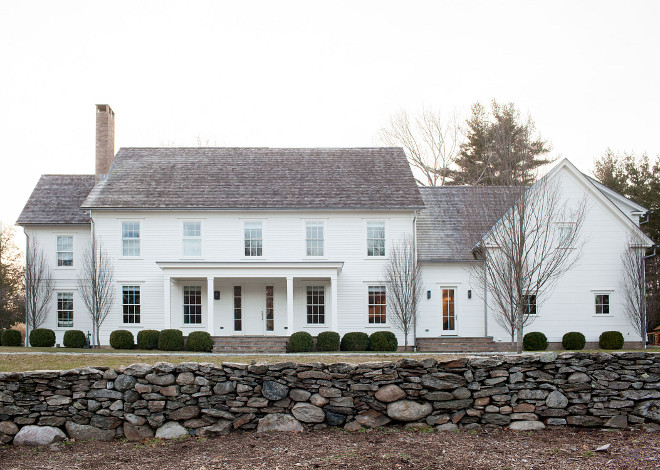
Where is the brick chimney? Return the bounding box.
[95,104,115,179]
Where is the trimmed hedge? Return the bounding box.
[289,331,313,352]
[562,332,586,350]
[368,331,398,351]
[523,331,548,351]
[158,329,184,351]
[187,331,213,352]
[1,329,22,347]
[316,331,340,352]
[340,332,369,351]
[29,328,55,347]
[110,330,135,350]
[63,330,86,349]
[137,330,160,350]
[599,331,624,350]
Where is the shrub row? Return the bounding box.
[522,330,625,351]
[109,329,213,352]
[289,330,398,353]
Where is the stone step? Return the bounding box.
[212,336,288,353]
[416,336,506,352]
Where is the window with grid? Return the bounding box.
[244,222,263,256]
[368,286,387,323]
[595,294,610,314]
[306,286,325,324]
[367,222,385,257]
[306,222,324,256]
[234,286,242,331]
[183,221,201,257]
[122,286,140,323]
[266,285,274,331]
[122,221,140,257]
[557,224,573,248]
[57,292,74,328]
[56,236,73,267]
[523,294,537,316]
[183,286,202,324]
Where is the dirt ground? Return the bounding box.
[1,427,658,470]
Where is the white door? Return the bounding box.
[441,288,457,335]
[242,284,265,335]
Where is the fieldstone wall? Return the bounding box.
[1,352,659,445]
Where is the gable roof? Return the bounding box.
[17,175,95,225]
[82,147,424,210]
[585,175,648,213]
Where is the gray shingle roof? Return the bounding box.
[17,175,95,225]
[82,147,424,210]
[417,186,517,262]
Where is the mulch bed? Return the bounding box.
[1,427,658,469]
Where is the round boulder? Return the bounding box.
[292,403,325,423]
[375,384,406,403]
[262,380,289,401]
[114,374,137,392]
[13,426,66,446]
[386,400,433,422]
[155,421,188,439]
[257,414,305,432]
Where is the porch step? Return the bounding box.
[416,337,509,353]
[212,336,288,354]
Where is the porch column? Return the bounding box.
[286,276,294,333]
[330,274,338,332]
[163,275,171,329]
[207,276,215,336]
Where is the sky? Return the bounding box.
[1,0,659,237]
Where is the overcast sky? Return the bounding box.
[1,1,659,234]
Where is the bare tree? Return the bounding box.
[24,237,53,335]
[0,223,25,328]
[379,109,461,186]
[620,231,652,347]
[466,174,586,353]
[383,235,424,349]
[78,237,115,347]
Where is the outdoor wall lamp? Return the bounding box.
[468,290,472,299]
[427,290,431,299]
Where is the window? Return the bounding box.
[557,224,572,247]
[442,289,455,331]
[182,221,201,257]
[56,236,73,267]
[368,286,387,324]
[183,286,202,324]
[244,222,263,256]
[367,222,385,257]
[234,286,242,331]
[122,286,140,323]
[306,286,325,324]
[523,294,537,316]
[306,222,324,256]
[57,293,74,327]
[595,294,610,314]
[266,285,274,331]
[122,221,140,256]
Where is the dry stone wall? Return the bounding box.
[1,352,659,445]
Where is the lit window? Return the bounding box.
[368,286,386,323]
[523,294,537,316]
[122,221,140,257]
[306,286,325,324]
[183,286,202,324]
[595,294,610,314]
[244,222,263,257]
[122,286,140,323]
[306,222,324,256]
[234,286,242,331]
[57,293,74,328]
[367,222,385,257]
[56,236,73,267]
[183,221,201,257]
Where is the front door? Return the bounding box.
[236,283,275,335]
[441,288,457,335]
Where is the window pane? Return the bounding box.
[306,222,324,256]
[244,222,263,256]
[183,286,202,324]
[56,236,74,267]
[234,286,242,331]
[122,286,141,323]
[183,239,201,257]
[57,292,74,328]
[368,286,386,323]
[367,222,385,257]
[306,286,325,324]
[183,221,201,237]
[266,285,274,331]
[596,294,610,314]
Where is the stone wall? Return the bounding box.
[1,352,659,445]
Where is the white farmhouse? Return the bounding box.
[17,105,654,350]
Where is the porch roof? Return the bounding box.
[156,261,344,277]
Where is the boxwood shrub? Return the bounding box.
[137,330,160,350]
[599,331,624,350]
[158,329,184,351]
[29,328,55,347]
[63,330,86,349]
[368,331,398,351]
[187,331,213,352]
[523,331,548,351]
[289,331,313,352]
[110,330,135,350]
[340,332,369,351]
[1,329,22,347]
[562,332,586,350]
[316,331,340,352]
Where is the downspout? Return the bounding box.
[413,211,418,352]
[644,245,658,349]
[89,210,96,347]
[24,229,30,347]
[483,257,488,337]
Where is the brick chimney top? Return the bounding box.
[95,104,115,179]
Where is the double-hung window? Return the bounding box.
[306,286,325,324]
[595,294,610,315]
[244,222,263,257]
[183,286,202,324]
[183,221,202,257]
[122,286,141,323]
[523,294,537,316]
[122,221,140,257]
[56,236,73,267]
[368,286,387,324]
[57,293,74,328]
[305,221,324,257]
[557,224,573,248]
[367,222,385,257]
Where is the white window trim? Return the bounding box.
[303,220,327,259]
[364,281,389,327]
[305,284,327,326]
[364,219,388,259]
[181,219,203,259]
[182,284,205,326]
[556,222,577,249]
[121,284,143,326]
[241,219,265,259]
[523,293,539,317]
[54,290,75,329]
[120,219,143,259]
[54,233,75,270]
[593,291,613,317]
